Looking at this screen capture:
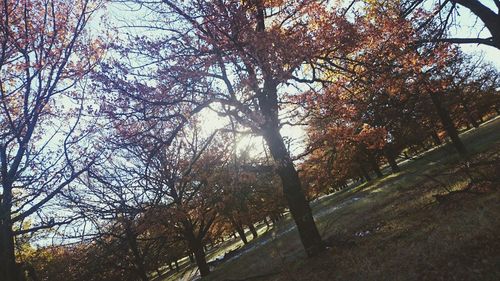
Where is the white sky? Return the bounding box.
[451,2,500,69]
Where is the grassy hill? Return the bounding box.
[167,117,500,281]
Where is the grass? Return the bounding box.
[167,116,500,281]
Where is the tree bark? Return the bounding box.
[461,102,479,128]
[429,92,467,156]
[367,152,383,178]
[256,78,324,256]
[124,223,149,281]
[270,216,277,224]
[247,223,258,239]
[384,149,400,173]
[373,166,383,178]
[22,263,39,281]
[343,181,348,189]
[360,166,372,182]
[261,128,324,256]
[0,223,19,281]
[187,237,210,277]
[0,184,20,281]
[235,225,248,244]
[263,217,270,228]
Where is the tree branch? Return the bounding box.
[417,37,495,47]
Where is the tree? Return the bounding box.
[143,130,225,277]
[98,0,359,257]
[0,0,103,280]
[336,2,470,156]
[215,148,284,243]
[300,2,496,187]
[438,55,500,129]
[299,89,388,195]
[77,183,154,281]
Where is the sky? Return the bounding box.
[450,2,500,69]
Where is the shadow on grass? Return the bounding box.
[167,117,500,281]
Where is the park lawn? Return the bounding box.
[165,117,500,281]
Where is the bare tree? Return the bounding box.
[0,0,103,279]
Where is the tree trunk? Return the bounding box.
[22,263,39,281]
[270,216,277,224]
[124,223,149,281]
[261,126,324,256]
[403,151,411,159]
[0,186,21,281]
[0,224,19,281]
[195,252,210,277]
[478,114,484,123]
[462,102,479,128]
[373,166,383,178]
[387,156,400,173]
[247,223,258,239]
[367,153,383,178]
[384,149,400,173]
[357,175,364,183]
[360,166,372,182]
[263,217,270,228]
[190,239,210,277]
[256,77,324,257]
[429,92,467,156]
[235,225,248,244]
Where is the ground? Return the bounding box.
[164,117,500,281]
